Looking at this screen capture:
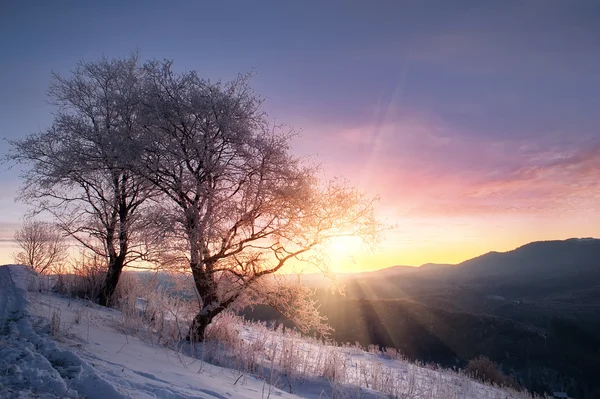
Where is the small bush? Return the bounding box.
[466,356,520,389]
[52,255,105,301]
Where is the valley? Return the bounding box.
[243,239,600,398]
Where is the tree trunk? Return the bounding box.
[187,311,215,342]
[187,261,229,341]
[187,279,223,341]
[98,255,125,306]
[99,200,129,307]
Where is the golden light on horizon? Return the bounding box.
[324,235,364,272]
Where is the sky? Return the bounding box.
[1,1,600,272]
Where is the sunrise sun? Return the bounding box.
[326,235,364,262]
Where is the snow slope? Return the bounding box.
[0,265,300,399]
[0,264,535,399]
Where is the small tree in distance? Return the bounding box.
[13,220,68,274]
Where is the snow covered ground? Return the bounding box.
[0,265,300,398]
[0,264,535,398]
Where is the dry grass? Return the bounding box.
[466,355,521,390]
[110,272,196,346]
[30,265,540,399]
[181,312,538,399]
[50,258,105,301]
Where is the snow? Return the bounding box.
[0,264,534,398]
[235,324,525,399]
[0,265,299,399]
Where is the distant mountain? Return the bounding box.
[419,262,454,270]
[341,237,600,315]
[360,238,600,281]
[341,265,419,278]
[366,263,454,276]
[454,238,600,279]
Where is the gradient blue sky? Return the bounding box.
[1,1,600,270]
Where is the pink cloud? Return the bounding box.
[295,117,600,218]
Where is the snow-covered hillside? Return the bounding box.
[0,265,535,398]
[0,265,300,399]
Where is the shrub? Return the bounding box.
[466,356,521,389]
[51,254,105,301]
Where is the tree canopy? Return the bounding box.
[9,55,383,338]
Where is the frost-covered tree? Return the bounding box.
[13,220,68,274]
[10,55,156,306]
[138,61,381,340]
[8,54,382,336]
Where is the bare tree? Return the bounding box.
[13,220,68,274]
[8,54,383,337]
[9,54,157,306]
[139,61,382,340]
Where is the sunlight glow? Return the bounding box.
[325,236,364,271]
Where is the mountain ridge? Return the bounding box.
[363,237,600,278]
